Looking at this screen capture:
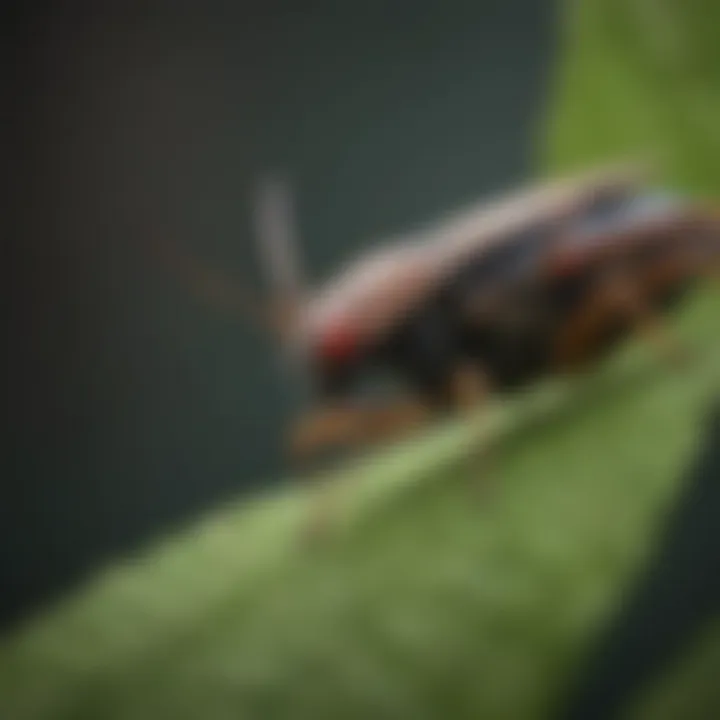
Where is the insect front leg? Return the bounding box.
[358,396,434,447]
[288,403,369,467]
[289,401,382,543]
[289,392,437,466]
[292,395,435,543]
[288,389,433,519]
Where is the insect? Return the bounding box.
[150,160,720,471]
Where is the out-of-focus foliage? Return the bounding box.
[631,620,720,720]
[544,0,720,196]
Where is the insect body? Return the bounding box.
[151,161,720,466]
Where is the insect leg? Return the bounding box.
[449,362,491,413]
[289,402,384,543]
[358,396,434,447]
[551,263,686,371]
[602,270,689,367]
[287,404,369,465]
[294,396,437,543]
[289,395,435,541]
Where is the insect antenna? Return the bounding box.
[252,173,317,401]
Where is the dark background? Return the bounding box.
[3,1,557,629]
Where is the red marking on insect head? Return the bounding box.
[316,323,360,365]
